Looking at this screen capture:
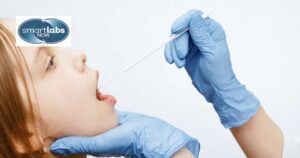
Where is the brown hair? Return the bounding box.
[0,23,46,157]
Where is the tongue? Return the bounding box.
[101,95,117,105]
[96,90,117,105]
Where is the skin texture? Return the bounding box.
[0,19,118,156]
[172,148,195,158]
[230,106,283,158]
[171,107,284,158]
[172,107,284,158]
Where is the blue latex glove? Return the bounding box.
[50,111,200,158]
[164,9,260,128]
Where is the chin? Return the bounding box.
[97,105,118,134]
[63,101,118,137]
[88,101,118,136]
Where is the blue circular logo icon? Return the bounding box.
[18,18,69,44]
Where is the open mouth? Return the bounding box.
[95,71,117,105]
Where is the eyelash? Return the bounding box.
[46,56,56,71]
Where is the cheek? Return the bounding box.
[36,89,99,137]
[48,71,94,108]
[35,82,93,135]
[38,81,92,112]
[35,74,117,137]
[63,72,95,101]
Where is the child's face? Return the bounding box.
[0,19,118,143]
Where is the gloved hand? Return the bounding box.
[164,9,260,128]
[50,111,200,158]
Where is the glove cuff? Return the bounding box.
[166,137,200,158]
[185,138,201,157]
[212,76,261,128]
[163,132,200,158]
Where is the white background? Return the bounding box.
[1,0,300,157]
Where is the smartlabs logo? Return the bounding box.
[16,16,71,46]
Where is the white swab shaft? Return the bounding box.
[99,12,212,88]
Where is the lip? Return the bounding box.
[95,70,99,91]
[95,70,117,106]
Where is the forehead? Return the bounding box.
[0,19,16,37]
[0,19,40,111]
[0,20,38,52]
[0,19,40,69]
